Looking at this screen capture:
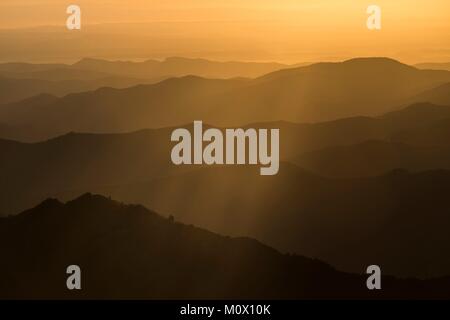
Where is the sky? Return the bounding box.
[0,0,449,63]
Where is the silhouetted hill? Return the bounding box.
[289,103,450,176]
[63,164,450,279]
[0,98,450,281]
[0,74,155,104]
[0,76,248,141]
[0,66,119,81]
[249,57,450,119]
[1,58,448,140]
[0,62,66,73]
[72,56,291,79]
[381,102,450,129]
[0,57,290,83]
[1,118,450,278]
[0,76,91,104]
[0,93,58,115]
[390,118,450,147]
[295,140,450,177]
[0,56,288,104]
[264,103,450,160]
[1,193,449,299]
[0,128,198,214]
[408,83,450,106]
[2,102,450,214]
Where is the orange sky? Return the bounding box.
[0,0,449,63]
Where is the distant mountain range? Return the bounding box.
[0,57,294,104]
[2,116,450,278]
[2,101,450,213]
[71,57,294,79]
[1,193,449,299]
[408,83,450,107]
[62,164,450,279]
[296,140,450,177]
[0,74,153,105]
[0,58,449,141]
[2,56,450,285]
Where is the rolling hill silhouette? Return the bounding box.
[1,193,449,299]
[0,64,126,82]
[390,118,450,147]
[295,140,450,177]
[2,101,450,213]
[0,74,155,104]
[243,58,450,120]
[64,164,450,279]
[0,57,289,84]
[0,76,90,105]
[256,103,450,161]
[0,128,196,214]
[72,56,292,79]
[1,57,450,283]
[408,83,450,106]
[0,76,248,141]
[381,101,450,128]
[290,102,450,176]
[1,136,446,278]
[1,58,449,141]
[0,57,291,104]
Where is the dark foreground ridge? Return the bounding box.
[0,193,449,299]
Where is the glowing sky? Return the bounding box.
[0,0,448,62]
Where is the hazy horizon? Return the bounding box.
[0,0,449,63]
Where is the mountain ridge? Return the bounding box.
[1,193,449,299]
[1,57,449,140]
